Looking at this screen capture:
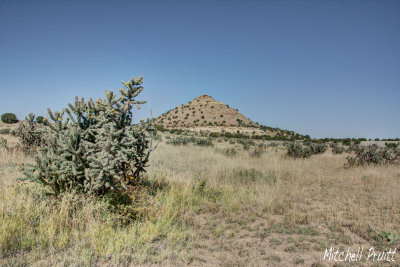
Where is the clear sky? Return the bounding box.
[0,0,399,139]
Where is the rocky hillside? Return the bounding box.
[154,95,304,139]
[154,95,258,129]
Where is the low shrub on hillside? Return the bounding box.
[267,142,279,147]
[238,139,255,150]
[1,113,17,124]
[209,132,219,138]
[167,136,195,145]
[195,138,213,147]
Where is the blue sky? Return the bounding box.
[0,0,399,138]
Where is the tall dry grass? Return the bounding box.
[1,135,399,265]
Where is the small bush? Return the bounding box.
[267,142,279,147]
[386,142,399,149]
[222,147,237,157]
[153,134,163,141]
[231,168,275,184]
[249,146,264,158]
[309,143,328,154]
[195,138,213,147]
[1,113,17,124]
[167,136,195,145]
[238,139,255,150]
[330,143,345,154]
[36,116,44,124]
[287,142,307,158]
[209,132,219,138]
[0,128,10,135]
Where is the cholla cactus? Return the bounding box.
[20,76,156,195]
[15,113,43,153]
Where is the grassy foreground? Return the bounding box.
[1,134,400,266]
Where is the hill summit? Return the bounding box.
[154,95,305,139]
[154,95,258,130]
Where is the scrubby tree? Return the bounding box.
[1,113,17,124]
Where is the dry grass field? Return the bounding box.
[1,133,400,266]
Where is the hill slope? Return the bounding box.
[154,95,304,138]
[154,95,258,129]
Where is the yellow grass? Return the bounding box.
[1,135,399,266]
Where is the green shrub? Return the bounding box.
[1,113,17,124]
[346,145,400,167]
[286,142,327,158]
[385,142,399,149]
[36,116,44,124]
[309,143,328,154]
[209,132,219,138]
[286,142,306,158]
[0,128,10,135]
[195,138,213,147]
[330,143,345,154]
[238,139,255,150]
[20,76,155,196]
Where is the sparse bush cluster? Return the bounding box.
[330,142,345,154]
[20,77,155,196]
[166,136,213,147]
[267,142,279,147]
[221,147,237,157]
[249,146,264,158]
[166,136,195,145]
[238,139,255,150]
[386,142,399,149]
[286,142,327,158]
[346,145,400,167]
[195,138,213,147]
